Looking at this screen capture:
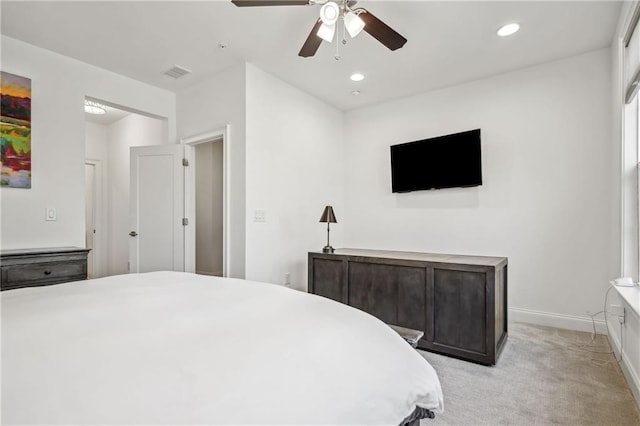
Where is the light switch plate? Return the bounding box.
[254,209,266,222]
[45,207,57,221]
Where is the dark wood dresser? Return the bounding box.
[1,247,90,291]
[308,248,508,365]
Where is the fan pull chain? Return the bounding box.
[334,20,341,61]
[342,16,347,45]
[334,12,348,61]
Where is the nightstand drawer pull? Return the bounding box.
[44,270,52,275]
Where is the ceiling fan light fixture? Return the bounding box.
[344,11,365,38]
[84,100,107,115]
[317,22,336,43]
[320,2,339,25]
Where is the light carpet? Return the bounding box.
[420,322,640,425]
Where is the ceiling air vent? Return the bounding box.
[164,65,192,79]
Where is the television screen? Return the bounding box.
[390,129,482,193]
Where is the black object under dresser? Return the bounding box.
[308,248,508,365]
[1,247,90,291]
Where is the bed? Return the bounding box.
[1,271,444,424]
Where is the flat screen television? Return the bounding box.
[390,129,482,193]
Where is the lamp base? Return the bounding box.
[322,245,335,254]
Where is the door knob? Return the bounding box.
[129,231,138,237]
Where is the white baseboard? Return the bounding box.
[509,307,607,335]
[607,321,640,409]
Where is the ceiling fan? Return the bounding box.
[231,0,407,58]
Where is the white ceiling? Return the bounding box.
[1,1,622,111]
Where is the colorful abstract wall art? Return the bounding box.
[1,71,31,188]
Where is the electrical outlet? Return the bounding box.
[284,272,291,286]
[610,304,624,316]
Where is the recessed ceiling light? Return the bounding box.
[84,100,107,115]
[350,73,365,82]
[351,90,361,96]
[497,23,520,37]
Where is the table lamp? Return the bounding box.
[319,205,337,253]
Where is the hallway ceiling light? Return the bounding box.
[84,100,107,115]
[350,72,365,81]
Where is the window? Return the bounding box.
[622,4,640,280]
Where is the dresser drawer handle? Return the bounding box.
[43,270,52,275]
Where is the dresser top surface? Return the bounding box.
[310,248,507,267]
[1,247,89,258]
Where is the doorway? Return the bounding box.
[84,96,166,276]
[194,140,224,276]
[183,126,230,276]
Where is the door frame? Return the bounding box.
[182,125,230,276]
[84,159,105,278]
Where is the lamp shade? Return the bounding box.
[319,2,339,25]
[344,11,365,38]
[317,22,336,43]
[319,206,337,223]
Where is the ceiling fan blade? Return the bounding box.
[231,0,311,6]
[299,20,323,57]
[358,9,407,51]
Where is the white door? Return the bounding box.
[129,145,184,273]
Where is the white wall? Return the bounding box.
[245,64,345,290]
[344,49,616,330]
[0,36,176,250]
[107,114,164,275]
[85,122,108,163]
[177,64,246,278]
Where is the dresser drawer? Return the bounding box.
[5,259,84,281]
[1,247,90,291]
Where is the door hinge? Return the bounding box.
[182,158,189,167]
[182,218,189,226]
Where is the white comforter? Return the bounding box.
[1,271,443,425]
